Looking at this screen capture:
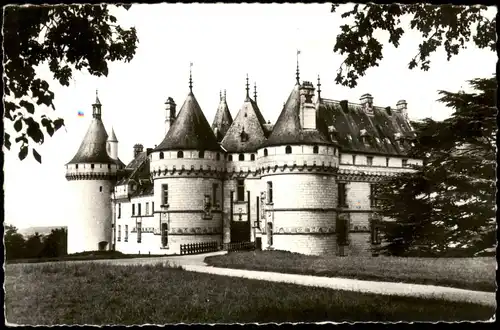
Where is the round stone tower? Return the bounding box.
[150,72,225,254]
[65,91,124,254]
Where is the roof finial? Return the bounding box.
[317,74,322,100]
[94,89,101,105]
[189,62,193,92]
[245,73,250,99]
[254,82,257,104]
[224,89,227,100]
[296,49,301,85]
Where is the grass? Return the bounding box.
[6,250,168,264]
[204,250,497,292]
[4,262,495,324]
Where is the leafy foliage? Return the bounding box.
[3,4,138,162]
[331,4,495,87]
[374,77,497,257]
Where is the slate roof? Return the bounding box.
[317,98,415,155]
[108,128,118,142]
[115,151,151,198]
[67,118,120,165]
[155,91,221,152]
[221,96,268,153]
[262,83,333,148]
[211,95,233,142]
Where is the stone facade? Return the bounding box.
[67,76,422,256]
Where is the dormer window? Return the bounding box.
[177,151,184,159]
[240,129,249,142]
[159,152,164,159]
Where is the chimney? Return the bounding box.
[299,81,316,129]
[133,144,144,159]
[165,97,176,135]
[360,93,374,115]
[396,100,408,118]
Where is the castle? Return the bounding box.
[65,66,422,256]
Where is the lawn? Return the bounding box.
[204,250,497,292]
[6,250,169,264]
[4,262,495,324]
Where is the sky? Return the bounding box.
[3,3,497,229]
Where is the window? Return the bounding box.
[125,225,128,242]
[216,153,220,161]
[402,159,408,167]
[159,152,164,159]
[199,150,205,159]
[236,179,245,202]
[267,222,273,246]
[239,154,244,161]
[264,149,268,157]
[370,184,378,208]
[352,155,356,165]
[99,186,102,192]
[137,223,142,243]
[250,154,255,161]
[285,145,292,154]
[212,183,219,206]
[118,203,121,219]
[228,155,233,161]
[146,202,149,215]
[313,145,319,154]
[91,164,95,169]
[108,164,111,169]
[267,181,273,204]
[386,157,390,167]
[336,217,350,247]
[367,156,373,166]
[177,150,184,158]
[162,184,168,205]
[132,204,135,216]
[138,203,141,216]
[371,220,381,245]
[338,183,347,208]
[161,223,168,247]
[76,164,79,169]
[117,225,121,242]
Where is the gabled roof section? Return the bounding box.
[116,151,150,186]
[211,94,233,142]
[262,84,332,147]
[317,98,415,155]
[67,118,116,164]
[155,92,221,152]
[221,97,267,153]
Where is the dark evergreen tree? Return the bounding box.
[4,225,27,260]
[374,77,496,256]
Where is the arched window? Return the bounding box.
[199,150,205,159]
[91,164,95,169]
[228,155,233,161]
[239,154,245,161]
[159,152,164,159]
[264,149,268,157]
[313,145,319,154]
[177,151,184,159]
[250,154,255,161]
[75,164,78,169]
[285,146,292,154]
[216,153,221,161]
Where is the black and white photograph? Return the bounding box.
[3,2,497,325]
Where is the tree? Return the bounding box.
[3,4,138,163]
[41,227,67,258]
[374,77,496,257]
[331,4,495,88]
[24,232,45,258]
[4,224,27,260]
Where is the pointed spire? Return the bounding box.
[296,49,301,85]
[317,74,322,100]
[189,62,193,92]
[92,89,102,119]
[254,82,257,104]
[108,126,118,142]
[245,74,250,100]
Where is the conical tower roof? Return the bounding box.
[67,119,116,164]
[108,127,118,142]
[155,91,221,152]
[211,91,233,142]
[263,83,332,147]
[221,96,267,153]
